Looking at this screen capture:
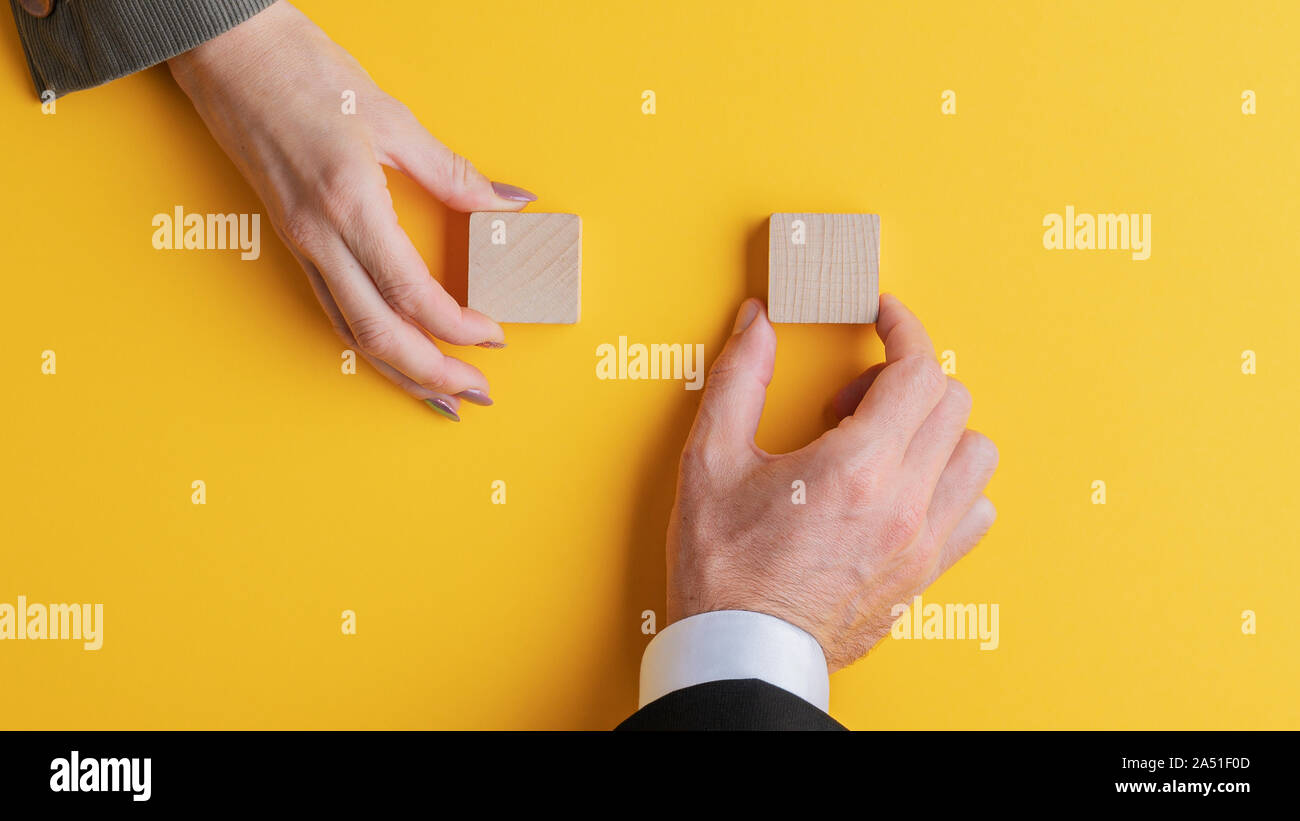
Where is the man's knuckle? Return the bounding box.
[909,356,946,397]
[704,354,746,391]
[945,377,973,415]
[968,431,999,471]
[844,467,881,502]
[678,441,731,487]
[885,499,927,547]
[826,455,875,500]
[901,538,941,578]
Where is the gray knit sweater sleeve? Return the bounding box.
[9,0,276,98]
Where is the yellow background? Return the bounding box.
[3,0,1297,729]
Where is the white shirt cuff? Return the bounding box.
[638,610,830,712]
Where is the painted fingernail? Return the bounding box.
[491,181,538,202]
[456,389,493,407]
[733,299,760,333]
[476,340,507,349]
[423,397,460,422]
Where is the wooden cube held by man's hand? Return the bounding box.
[768,213,879,324]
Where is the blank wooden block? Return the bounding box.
[468,212,581,324]
[768,213,879,323]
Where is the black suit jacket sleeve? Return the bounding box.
[616,679,847,731]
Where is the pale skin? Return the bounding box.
[167,0,533,421]
[164,3,996,670]
[668,295,999,671]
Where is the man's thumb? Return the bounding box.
[690,299,777,462]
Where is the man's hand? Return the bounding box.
[167,1,534,420]
[667,295,999,671]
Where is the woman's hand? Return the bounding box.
[667,295,999,671]
[167,1,534,420]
